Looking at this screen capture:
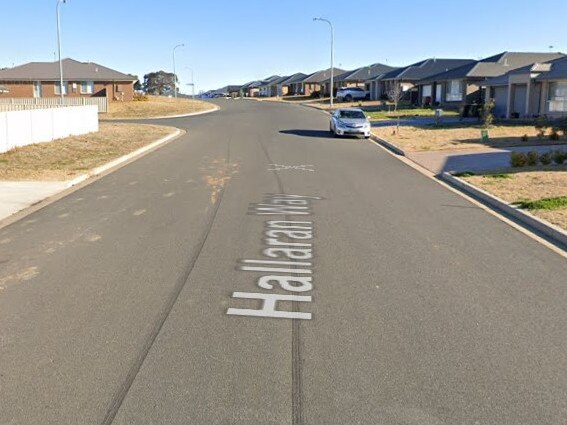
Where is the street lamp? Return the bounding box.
[313,17,334,107]
[172,43,184,99]
[56,0,67,103]
[185,67,194,99]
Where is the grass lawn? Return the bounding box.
[0,123,176,180]
[364,108,459,121]
[103,95,215,119]
[371,124,567,152]
[462,166,567,231]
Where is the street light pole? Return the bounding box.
[313,17,334,108]
[185,67,194,98]
[56,0,67,103]
[172,43,184,99]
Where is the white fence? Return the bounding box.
[0,97,108,113]
[0,106,99,153]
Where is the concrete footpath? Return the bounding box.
[408,144,566,175]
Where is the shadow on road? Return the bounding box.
[279,129,332,138]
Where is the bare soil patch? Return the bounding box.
[372,125,567,152]
[103,95,215,119]
[0,123,176,180]
[463,166,567,230]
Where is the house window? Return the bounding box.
[548,81,567,112]
[54,81,68,95]
[422,85,432,97]
[80,81,94,94]
[446,80,463,102]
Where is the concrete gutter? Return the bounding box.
[65,128,182,187]
[369,135,406,156]
[442,172,567,249]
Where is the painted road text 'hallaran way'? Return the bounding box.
[227,194,322,320]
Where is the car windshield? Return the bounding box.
[339,110,365,119]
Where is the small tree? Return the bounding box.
[386,81,404,134]
[535,115,549,138]
[482,98,495,129]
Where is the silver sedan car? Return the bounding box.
[329,108,371,138]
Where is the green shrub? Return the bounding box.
[510,151,527,167]
[555,117,567,136]
[526,150,539,166]
[539,152,552,165]
[515,196,567,210]
[521,134,529,142]
[549,129,560,140]
[552,150,567,164]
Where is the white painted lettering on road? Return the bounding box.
[227,195,322,320]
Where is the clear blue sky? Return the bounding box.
[1,0,566,93]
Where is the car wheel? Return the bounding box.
[345,95,353,102]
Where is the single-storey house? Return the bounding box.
[279,73,309,96]
[334,63,397,96]
[258,75,281,97]
[0,58,137,101]
[301,68,346,96]
[485,55,567,119]
[417,52,565,110]
[368,58,475,102]
[265,75,290,97]
[240,80,263,97]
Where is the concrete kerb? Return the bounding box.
[101,104,220,121]
[369,135,406,156]
[259,99,567,256]
[65,128,183,188]
[442,172,567,249]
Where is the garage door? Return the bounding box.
[492,87,507,118]
[513,85,527,117]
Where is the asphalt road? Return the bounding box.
[1,99,566,425]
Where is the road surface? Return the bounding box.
[1,99,566,424]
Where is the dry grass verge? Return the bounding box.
[372,124,567,152]
[462,166,567,231]
[0,123,176,181]
[103,95,215,119]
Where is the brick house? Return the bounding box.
[0,58,137,101]
[302,68,346,96]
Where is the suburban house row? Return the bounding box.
[209,51,567,119]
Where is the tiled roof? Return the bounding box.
[421,52,565,83]
[0,58,136,81]
[343,63,398,82]
[280,73,309,85]
[302,68,346,83]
